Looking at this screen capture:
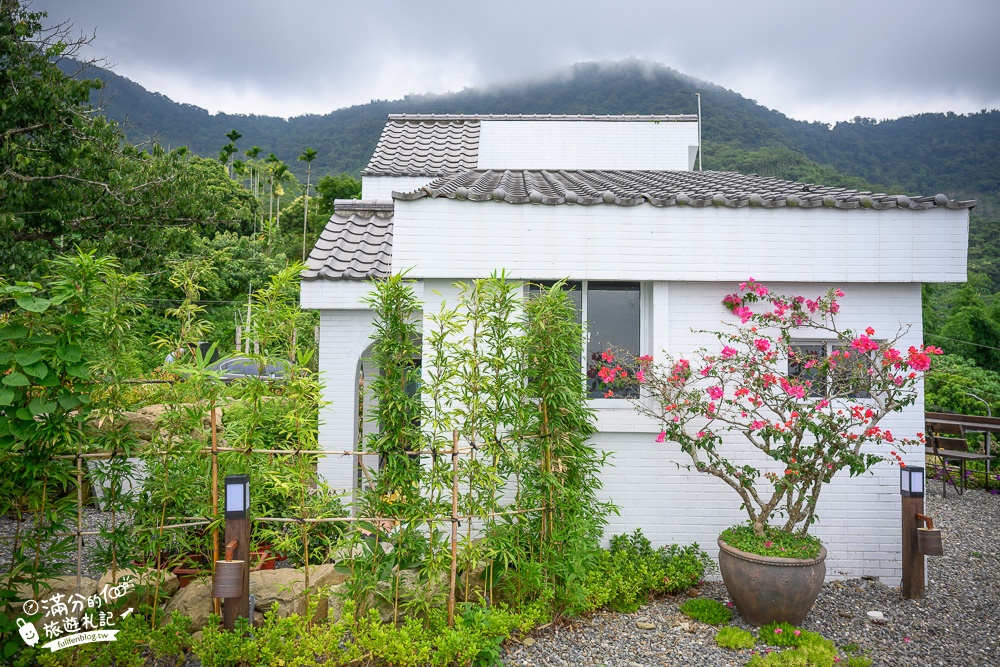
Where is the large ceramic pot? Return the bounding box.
[717,537,827,627]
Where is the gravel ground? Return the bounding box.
[503,487,1000,667]
[0,507,133,580]
[3,488,997,666]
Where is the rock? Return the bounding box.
[867,610,886,624]
[522,637,536,647]
[190,630,203,644]
[838,611,854,618]
[250,568,309,618]
[14,576,98,618]
[97,567,179,604]
[636,621,657,630]
[163,579,215,631]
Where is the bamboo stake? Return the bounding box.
[448,430,459,627]
[76,444,83,594]
[211,403,221,617]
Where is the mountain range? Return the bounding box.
[78,59,999,208]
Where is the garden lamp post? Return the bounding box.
[900,466,925,599]
[222,474,250,630]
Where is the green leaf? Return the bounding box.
[64,314,86,326]
[28,397,56,416]
[16,295,51,312]
[67,364,90,379]
[15,408,32,421]
[21,361,48,379]
[0,352,11,364]
[13,349,44,366]
[0,388,15,406]
[57,392,81,410]
[56,344,83,362]
[0,324,28,340]
[2,372,29,387]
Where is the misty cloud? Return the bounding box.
[31,0,1000,122]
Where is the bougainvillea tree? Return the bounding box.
[601,279,942,537]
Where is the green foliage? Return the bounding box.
[720,524,823,560]
[716,626,757,650]
[679,598,733,625]
[759,622,805,647]
[578,531,712,614]
[748,626,839,667]
[925,354,1000,414]
[315,173,362,216]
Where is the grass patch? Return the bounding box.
[720,524,823,559]
[716,626,756,649]
[679,598,733,625]
[748,625,839,666]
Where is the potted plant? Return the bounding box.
[599,279,941,625]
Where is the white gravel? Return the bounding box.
[503,487,1000,667]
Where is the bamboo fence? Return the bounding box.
[2,406,542,627]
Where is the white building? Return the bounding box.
[301,114,972,584]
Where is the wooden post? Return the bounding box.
[447,431,459,627]
[901,494,925,599]
[222,517,250,630]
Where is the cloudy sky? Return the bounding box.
[31,0,1000,124]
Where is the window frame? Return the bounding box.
[527,280,649,403]
[788,340,875,400]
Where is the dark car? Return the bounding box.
[207,356,290,382]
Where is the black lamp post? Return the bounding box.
[221,474,250,630]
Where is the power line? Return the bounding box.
[925,332,1000,354]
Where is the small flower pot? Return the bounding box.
[717,537,826,627]
[250,549,287,571]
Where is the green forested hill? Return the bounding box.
[79,59,1000,204]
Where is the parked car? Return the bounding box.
[207,356,290,383]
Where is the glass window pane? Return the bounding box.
[526,281,582,325]
[789,344,826,398]
[587,282,639,398]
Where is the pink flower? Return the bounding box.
[907,346,931,371]
[866,326,875,336]
[755,338,770,353]
[830,300,840,313]
[655,430,666,443]
[793,630,801,637]
[903,637,911,643]
[721,345,738,359]
[774,627,783,634]
[733,306,753,323]
[601,349,615,362]
[765,541,773,548]
[707,385,724,400]
[636,369,646,384]
[851,334,879,353]
[835,289,845,297]
[750,420,765,430]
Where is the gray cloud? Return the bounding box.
[30,0,1000,122]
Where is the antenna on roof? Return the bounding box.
[696,93,703,171]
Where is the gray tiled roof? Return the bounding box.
[363,114,699,177]
[393,169,977,210]
[301,201,392,281]
[363,117,480,176]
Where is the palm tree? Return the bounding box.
[269,162,291,253]
[224,129,242,177]
[298,147,318,261]
[265,153,279,236]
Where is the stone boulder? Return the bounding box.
[13,576,98,619]
[96,567,180,608]
[163,578,215,631]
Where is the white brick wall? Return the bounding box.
[307,278,928,584]
[315,309,378,496]
[591,281,924,584]
[478,120,699,170]
[391,199,968,284]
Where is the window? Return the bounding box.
[788,342,872,399]
[528,281,641,399]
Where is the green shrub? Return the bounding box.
[679,598,733,625]
[716,626,756,649]
[579,530,713,614]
